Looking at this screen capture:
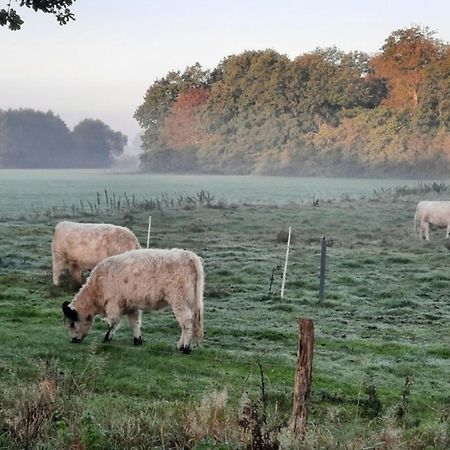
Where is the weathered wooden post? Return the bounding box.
[146,216,152,248]
[319,236,327,301]
[280,226,292,299]
[291,318,314,439]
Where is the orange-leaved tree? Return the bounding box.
[371,26,444,111]
[164,87,210,150]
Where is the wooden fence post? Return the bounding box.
[291,318,314,439]
[319,237,327,301]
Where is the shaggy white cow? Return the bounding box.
[62,248,204,353]
[52,221,140,286]
[414,201,450,241]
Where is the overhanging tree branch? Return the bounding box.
[0,0,76,30]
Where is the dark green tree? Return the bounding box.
[0,108,72,168]
[71,119,127,168]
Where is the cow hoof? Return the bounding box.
[180,345,192,354]
[103,334,112,344]
[134,336,143,346]
[71,337,83,343]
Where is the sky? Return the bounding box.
[1,0,450,144]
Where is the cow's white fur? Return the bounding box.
[62,248,204,352]
[414,201,450,241]
[52,221,140,285]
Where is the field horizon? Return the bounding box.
[1,169,447,215]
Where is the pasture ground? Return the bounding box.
[0,192,449,449]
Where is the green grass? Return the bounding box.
[0,186,449,448]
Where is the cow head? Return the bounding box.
[62,301,93,343]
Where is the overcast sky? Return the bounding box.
[1,0,450,143]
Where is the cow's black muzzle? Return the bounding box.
[71,337,84,343]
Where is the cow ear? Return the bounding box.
[62,301,79,322]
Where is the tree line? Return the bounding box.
[0,109,127,168]
[135,26,450,177]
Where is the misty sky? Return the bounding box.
[1,0,450,144]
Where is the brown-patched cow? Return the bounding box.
[62,248,204,353]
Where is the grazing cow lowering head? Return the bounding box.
[60,248,204,353]
[62,301,93,343]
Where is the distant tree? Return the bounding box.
[417,47,450,130]
[0,0,76,30]
[292,48,386,129]
[71,119,127,168]
[371,26,444,110]
[0,108,72,168]
[135,63,211,171]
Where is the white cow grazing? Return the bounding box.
[52,221,140,286]
[414,201,450,241]
[62,248,204,353]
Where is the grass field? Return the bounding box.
[0,174,449,449]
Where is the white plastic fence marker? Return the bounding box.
[280,226,292,299]
[319,236,327,301]
[146,216,152,248]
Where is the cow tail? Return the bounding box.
[192,254,205,343]
[414,206,418,236]
[52,225,63,285]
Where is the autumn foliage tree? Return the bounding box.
[164,87,209,150]
[371,26,444,111]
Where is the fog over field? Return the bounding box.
[0,170,442,215]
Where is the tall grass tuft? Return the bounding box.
[23,190,237,219]
[373,181,450,200]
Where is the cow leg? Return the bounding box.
[420,222,430,241]
[446,225,450,239]
[52,257,66,286]
[69,262,83,287]
[423,223,430,241]
[127,309,143,346]
[173,307,194,354]
[103,317,120,343]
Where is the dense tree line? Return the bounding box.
[135,26,450,177]
[0,109,127,168]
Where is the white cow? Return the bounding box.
[414,201,450,241]
[52,221,140,286]
[62,248,204,353]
